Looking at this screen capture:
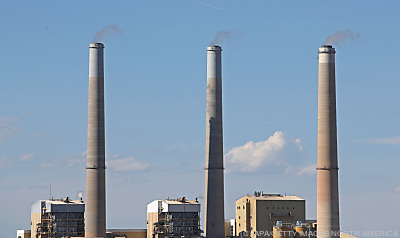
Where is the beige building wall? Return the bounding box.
[147,212,158,238]
[236,195,305,238]
[30,212,41,238]
[107,229,146,238]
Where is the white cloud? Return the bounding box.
[366,136,400,145]
[295,164,317,177]
[19,153,34,161]
[107,157,150,172]
[395,186,400,193]
[224,131,304,173]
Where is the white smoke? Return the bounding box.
[76,191,83,200]
[210,30,233,45]
[92,25,122,43]
[324,29,360,46]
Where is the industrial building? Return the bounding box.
[235,192,305,238]
[224,219,236,237]
[272,221,316,238]
[147,198,201,238]
[30,198,85,238]
[16,230,31,238]
[16,228,146,238]
[106,229,147,238]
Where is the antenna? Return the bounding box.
[50,184,52,200]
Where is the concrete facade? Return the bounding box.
[204,45,225,238]
[235,194,305,238]
[317,45,340,238]
[86,42,106,238]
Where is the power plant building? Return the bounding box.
[16,230,31,238]
[147,198,201,238]
[106,229,147,238]
[30,198,85,238]
[235,193,305,238]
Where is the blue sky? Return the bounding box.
[1,1,400,237]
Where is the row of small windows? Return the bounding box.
[266,207,295,210]
[237,206,295,210]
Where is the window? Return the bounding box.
[239,216,241,219]
[243,205,245,209]
[239,223,240,227]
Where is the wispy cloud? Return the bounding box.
[359,136,400,145]
[0,157,9,169]
[40,161,59,168]
[40,151,86,168]
[153,143,186,154]
[0,115,22,141]
[395,186,400,193]
[224,131,304,173]
[19,153,34,161]
[285,164,317,177]
[29,131,45,138]
[107,157,150,172]
[200,3,232,12]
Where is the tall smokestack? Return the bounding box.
[317,45,340,238]
[86,42,106,238]
[204,45,225,238]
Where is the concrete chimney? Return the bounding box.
[317,45,340,238]
[204,45,225,238]
[85,42,106,238]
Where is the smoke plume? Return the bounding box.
[210,30,233,45]
[76,191,83,200]
[324,29,360,46]
[92,25,122,43]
